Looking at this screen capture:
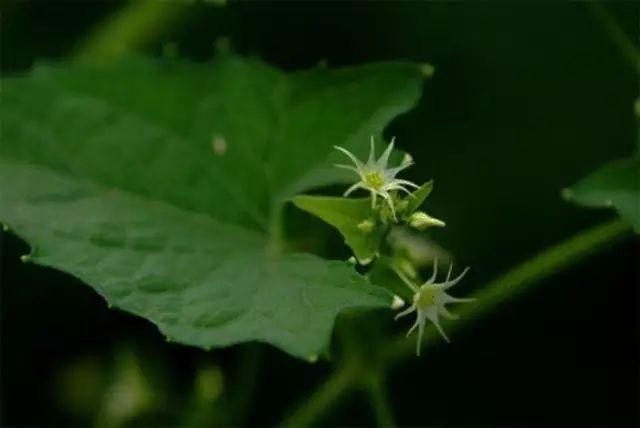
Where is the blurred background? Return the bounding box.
[1,1,638,426]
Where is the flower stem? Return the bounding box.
[282,363,357,427]
[587,0,640,72]
[364,374,396,428]
[74,0,195,62]
[283,218,633,425]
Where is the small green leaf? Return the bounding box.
[404,180,434,216]
[563,157,639,232]
[292,195,385,264]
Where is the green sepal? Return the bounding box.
[403,180,434,218]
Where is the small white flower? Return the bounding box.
[334,136,419,220]
[394,259,472,356]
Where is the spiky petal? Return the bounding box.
[334,136,419,221]
[395,260,473,355]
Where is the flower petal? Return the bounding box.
[367,135,376,165]
[344,182,363,196]
[426,257,438,284]
[395,303,417,320]
[423,305,449,343]
[436,302,459,320]
[416,315,425,356]
[393,178,420,189]
[442,266,470,290]
[334,145,364,169]
[379,191,397,221]
[442,294,475,304]
[383,183,413,195]
[377,137,395,170]
[334,163,359,173]
[385,163,413,179]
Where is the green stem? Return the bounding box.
[283,364,358,427]
[588,0,640,72]
[74,0,195,61]
[284,219,632,425]
[364,374,396,428]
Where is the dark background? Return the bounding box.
[1,1,638,426]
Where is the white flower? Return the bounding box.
[334,136,419,220]
[394,259,473,356]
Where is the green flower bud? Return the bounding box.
[357,218,375,234]
[409,211,446,230]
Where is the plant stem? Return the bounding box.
[588,0,640,72]
[364,374,396,428]
[74,0,195,61]
[283,364,358,427]
[284,218,633,426]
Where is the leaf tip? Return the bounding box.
[20,254,32,263]
[1,223,9,232]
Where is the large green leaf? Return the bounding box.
[0,55,426,359]
[563,157,639,232]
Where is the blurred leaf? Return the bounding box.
[0,54,424,358]
[563,157,639,232]
[292,195,383,264]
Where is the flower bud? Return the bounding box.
[391,295,405,310]
[357,218,375,234]
[409,211,446,230]
[401,152,414,166]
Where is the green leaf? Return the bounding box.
[563,157,639,232]
[404,180,434,216]
[291,195,385,264]
[0,54,426,358]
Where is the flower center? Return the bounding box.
[416,286,437,308]
[364,171,385,190]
